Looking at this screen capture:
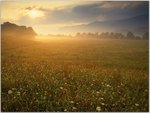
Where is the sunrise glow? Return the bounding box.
[28,9,44,18]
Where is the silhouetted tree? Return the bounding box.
[110,32,115,39]
[117,33,124,39]
[76,33,81,37]
[95,32,99,38]
[74,32,144,40]
[100,32,105,38]
[126,32,135,39]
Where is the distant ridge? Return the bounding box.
[1,22,37,38]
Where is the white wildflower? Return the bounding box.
[106,84,111,87]
[100,98,104,100]
[96,106,101,111]
[64,108,67,112]
[72,107,77,110]
[101,103,105,106]
[65,83,67,85]
[96,91,100,94]
[8,90,13,94]
[70,101,74,104]
[135,103,139,106]
[144,89,148,92]
[60,87,63,90]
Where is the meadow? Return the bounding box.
[1,37,149,112]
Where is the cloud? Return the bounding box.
[17,1,148,28]
[99,1,145,9]
[71,1,148,21]
[25,6,35,10]
[40,1,148,24]
[25,6,50,12]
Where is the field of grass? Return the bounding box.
[1,37,149,112]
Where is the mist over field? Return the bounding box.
[1,1,149,112]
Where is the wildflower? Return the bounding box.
[72,107,77,110]
[36,92,39,95]
[13,96,16,99]
[112,104,115,106]
[76,102,79,105]
[144,89,148,92]
[96,106,101,112]
[106,84,111,87]
[100,98,104,100]
[12,88,16,90]
[64,108,67,112]
[117,85,120,88]
[65,83,67,85]
[96,91,100,94]
[135,103,139,106]
[101,103,105,106]
[60,87,63,90]
[8,90,13,94]
[70,101,74,104]
[120,83,124,86]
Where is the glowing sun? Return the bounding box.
[28,9,44,18]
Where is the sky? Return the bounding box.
[1,0,149,35]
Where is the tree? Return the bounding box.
[126,32,135,39]
[117,33,124,39]
[76,32,81,37]
[110,32,114,39]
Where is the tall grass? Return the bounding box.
[2,38,148,111]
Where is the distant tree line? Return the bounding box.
[75,32,148,40]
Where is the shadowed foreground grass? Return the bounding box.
[1,38,148,112]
